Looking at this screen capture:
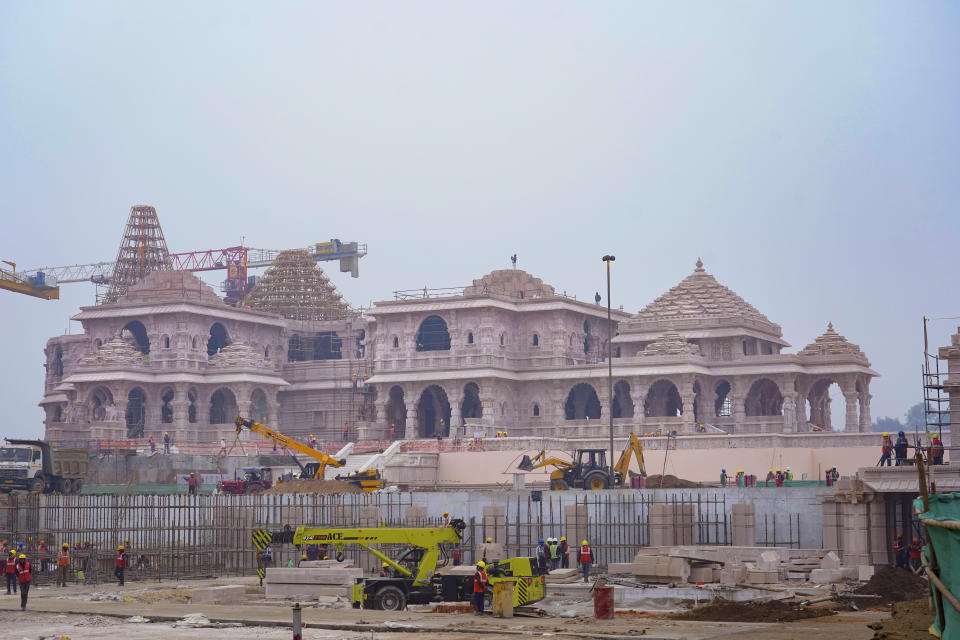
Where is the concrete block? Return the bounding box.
[607,563,633,576]
[746,569,779,584]
[720,564,746,586]
[191,585,246,604]
[476,542,506,563]
[839,567,858,580]
[858,565,875,581]
[266,567,363,586]
[809,568,843,583]
[404,505,428,526]
[265,583,350,599]
[819,551,841,569]
[296,560,356,569]
[757,551,780,571]
[689,566,714,583]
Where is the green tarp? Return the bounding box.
[916,493,960,640]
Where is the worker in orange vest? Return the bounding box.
[4,550,17,594]
[15,554,31,610]
[472,561,488,616]
[57,543,70,587]
[578,539,594,583]
[908,537,922,573]
[115,545,127,586]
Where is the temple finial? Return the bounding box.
[695,257,704,272]
[827,321,834,331]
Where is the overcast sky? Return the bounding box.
[1,1,958,440]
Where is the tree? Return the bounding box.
[872,416,904,433]
[904,403,926,430]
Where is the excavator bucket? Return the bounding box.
[518,455,535,472]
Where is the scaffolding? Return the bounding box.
[244,249,353,321]
[923,316,951,438]
[102,205,173,304]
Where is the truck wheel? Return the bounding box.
[60,478,74,494]
[376,586,406,611]
[71,479,83,494]
[584,473,608,490]
[550,478,569,491]
[29,477,44,493]
[245,485,262,495]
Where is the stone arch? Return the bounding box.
[209,387,238,424]
[251,388,270,424]
[416,385,451,438]
[416,315,450,351]
[89,386,115,421]
[644,379,682,417]
[745,378,784,416]
[207,322,230,356]
[122,320,150,354]
[466,331,474,345]
[126,387,147,438]
[160,387,175,424]
[162,335,171,349]
[532,403,541,418]
[532,333,539,347]
[461,382,482,421]
[52,405,63,422]
[612,380,634,419]
[714,380,732,417]
[564,383,601,420]
[386,386,406,437]
[806,378,848,429]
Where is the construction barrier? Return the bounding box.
[917,493,960,639]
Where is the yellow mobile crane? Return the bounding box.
[252,519,545,611]
[518,432,646,490]
[235,417,383,491]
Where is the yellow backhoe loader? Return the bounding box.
[518,432,646,490]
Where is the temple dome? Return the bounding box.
[77,335,147,368]
[244,249,352,321]
[636,259,772,323]
[463,269,555,299]
[116,270,224,306]
[638,331,701,358]
[798,323,870,364]
[208,341,270,369]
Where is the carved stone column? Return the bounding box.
[782,393,797,433]
[859,393,872,433]
[843,392,859,433]
[680,380,696,434]
[731,380,747,434]
[404,405,416,439]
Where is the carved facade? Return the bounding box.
[40,261,877,444]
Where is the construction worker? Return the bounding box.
[149,435,156,454]
[535,538,547,572]
[389,423,396,440]
[262,543,273,573]
[115,545,127,585]
[5,549,17,594]
[298,554,307,567]
[219,437,227,456]
[720,468,727,487]
[549,537,560,571]
[558,536,569,569]
[0,540,6,555]
[930,436,945,465]
[442,511,451,528]
[785,467,793,484]
[187,471,198,496]
[380,562,392,578]
[15,554,31,610]
[472,561,488,616]
[163,431,171,454]
[878,433,893,466]
[908,537,922,573]
[894,431,909,465]
[774,469,783,488]
[766,469,775,487]
[308,434,317,449]
[578,540,594,583]
[893,534,908,570]
[57,543,70,587]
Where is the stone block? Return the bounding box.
[191,585,246,604]
[476,542,506,563]
[265,583,350,599]
[745,569,779,584]
[757,551,780,571]
[265,567,363,586]
[809,568,843,583]
[689,566,714,583]
[819,551,841,569]
[404,505,428,526]
[839,567,858,580]
[858,565,875,581]
[720,564,746,586]
[607,563,633,576]
[297,560,356,569]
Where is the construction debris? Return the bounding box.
[671,598,839,623]
[855,566,930,604]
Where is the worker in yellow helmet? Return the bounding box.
[472,561,488,615]
[115,545,127,586]
[879,432,893,466]
[578,539,594,583]
[15,553,31,610]
[57,543,70,587]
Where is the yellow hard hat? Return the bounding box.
[62,543,68,548]
[582,540,588,546]
[486,537,492,543]
[477,561,486,568]
[7,550,14,555]
[443,511,448,515]
[382,562,389,568]
[560,537,566,541]
[301,554,307,559]
[882,432,888,437]
[776,468,781,472]
[17,554,25,560]
[118,545,124,550]
[190,472,195,475]
[165,432,169,434]
[125,538,130,543]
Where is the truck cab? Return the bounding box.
[217,466,272,495]
[0,439,88,494]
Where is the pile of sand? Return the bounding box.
[644,474,701,489]
[263,479,362,495]
[855,566,930,604]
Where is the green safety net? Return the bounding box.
[915,493,960,640]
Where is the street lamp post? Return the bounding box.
[602,255,616,487]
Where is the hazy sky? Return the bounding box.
[1,1,958,439]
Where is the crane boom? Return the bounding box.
[614,432,646,477]
[235,417,345,479]
[0,261,60,300]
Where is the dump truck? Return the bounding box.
[0,439,89,494]
[253,519,545,611]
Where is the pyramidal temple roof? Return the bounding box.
[798,322,869,364]
[635,259,776,327]
[244,249,353,321]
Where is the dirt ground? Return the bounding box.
[0,577,893,640]
[855,567,930,604]
[670,598,839,623]
[644,474,702,488]
[866,598,937,640]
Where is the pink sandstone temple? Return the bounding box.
[40,256,877,446]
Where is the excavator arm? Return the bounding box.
[235,417,345,479]
[614,432,646,478]
[517,450,575,472]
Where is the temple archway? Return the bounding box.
[122,321,150,354]
[612,380,634,419]
[126,388,146,438]
[417,386,451,438]
[416,315,451,352]
[714,380,732,417]
[644,379,682,417]
[386,386,407,437]
[209,388,238,424]
[461,382,482,421]
[207,323,230,357]
[90,387,114,421]
[564,383,601,420]
[745,378,784,416]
